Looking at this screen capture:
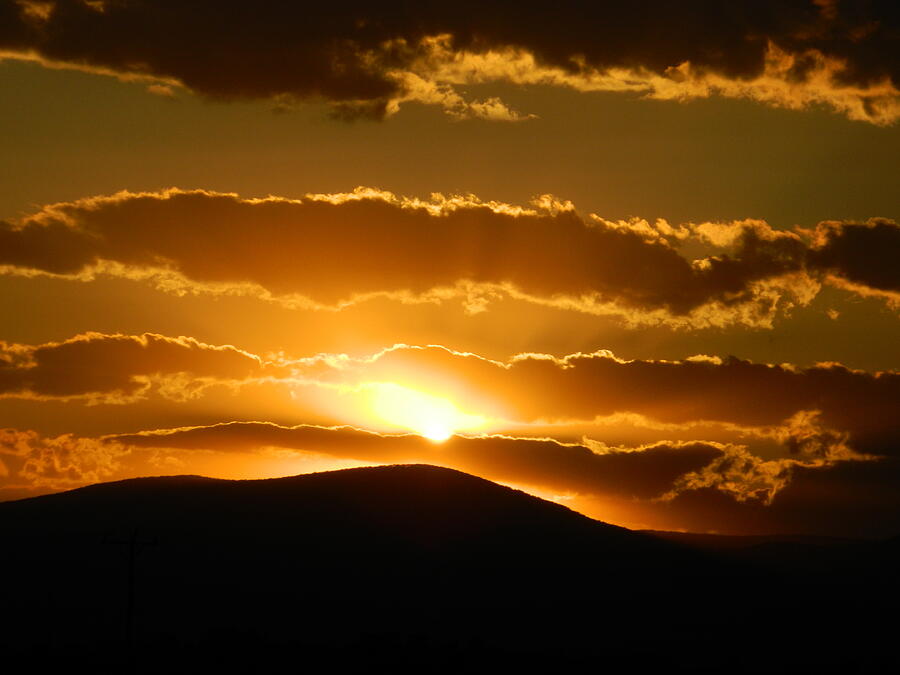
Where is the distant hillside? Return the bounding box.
[0,463,628,545]
[1,464,897,673]
[0,464,667,567]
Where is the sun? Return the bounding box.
[367,382,485,442]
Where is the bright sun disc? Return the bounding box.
[368,382,484,441]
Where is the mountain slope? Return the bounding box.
[0,464,661,564]
[1,464,896,673]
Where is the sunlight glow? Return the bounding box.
[368,382,486,441]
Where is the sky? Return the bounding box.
[0,0,898,536]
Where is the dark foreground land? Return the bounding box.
[1,464,897,673]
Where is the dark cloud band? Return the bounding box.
[1,331,894,462]
[1,190,897,327]
[1,1,897,121]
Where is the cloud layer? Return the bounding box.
[0,332,270,402]
[1,189,897,328]
[0,329,893,514]
[2,420,895,536]
[300,344,898,460]
[2,1,898,121]
[114,423,725,501]
[1,332,894,460]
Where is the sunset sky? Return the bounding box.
[1,0,898,536]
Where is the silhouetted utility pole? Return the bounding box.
[104,529,157,652]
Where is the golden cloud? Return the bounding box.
[0,332,275,403]
[294,344,899,455]
[2,331,895,464]
[1,189,896,328]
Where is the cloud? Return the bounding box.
[301,344,898,456]
[0,427,125,489]
[659,414,859,506]
[114,422,725,502]
[1,189,896,328]
[0,332,273,402]
[807,218,900,305]
[651,457,900,537]
[0,330,894,465]
[96,417,891,526]
[0,419,887,534]
[0,421,724,502]
[0,1,897,122]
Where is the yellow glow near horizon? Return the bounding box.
[368,382,486,441]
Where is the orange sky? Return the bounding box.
[0,0,898,536]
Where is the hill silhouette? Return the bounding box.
[0,464,635,551]
[1,464,897,673]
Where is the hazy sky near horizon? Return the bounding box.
[1,0,898,536]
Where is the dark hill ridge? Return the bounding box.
[1,464,897,673]
[0,463,623,540]
[0,464,651,562]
